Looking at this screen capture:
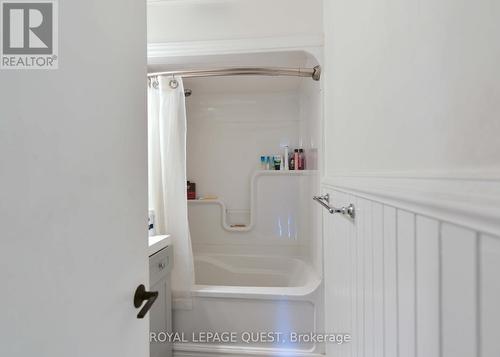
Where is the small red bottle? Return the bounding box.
[298,149,306,170]
[187,181,196,200]
[293,149,299,171]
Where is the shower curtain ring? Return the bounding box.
[169,78,179,89]
[151,77,159,89]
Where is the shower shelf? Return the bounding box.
[254,169,318,176]
[187,169,319,232]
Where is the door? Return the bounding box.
[0,1,149,356]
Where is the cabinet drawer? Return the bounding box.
[149,246,172,285]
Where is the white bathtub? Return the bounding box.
[192,254,320,296]
[173,254,324,357]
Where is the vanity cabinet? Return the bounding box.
[149,245,173,357]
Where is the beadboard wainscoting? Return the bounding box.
[322,175,500,357]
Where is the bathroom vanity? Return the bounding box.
[148,235,173,357]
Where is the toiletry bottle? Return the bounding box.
[289,152,295,170]
[267,156,272,170]
[294,149,299,171]
[148,210,156,236]
[260,156,267,170]
[187,181,196,199]
[279,155,284,170]
[284,146,289,170]
[274,155,282,170]
[299,149,305,170]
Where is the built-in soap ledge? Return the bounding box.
[187,170,319,232]
[188,199,250,232]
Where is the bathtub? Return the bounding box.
[193,254,320,296]
[172,254,324,357]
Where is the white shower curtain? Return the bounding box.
[148,76,194,309]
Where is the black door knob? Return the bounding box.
[133,284,158,319]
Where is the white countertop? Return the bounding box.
[148,234,172,256]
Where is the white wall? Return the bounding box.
[0,1,148,356]
[323,187,500,357]
[185,75,322,265]
[186,77,302,211]
[148,0,323,44]
[323,0,500,174]
[322,1,500,357]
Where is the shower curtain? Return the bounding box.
[148,76,194,309]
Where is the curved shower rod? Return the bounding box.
[147,65,322,81]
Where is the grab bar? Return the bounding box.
[313,194,355,219]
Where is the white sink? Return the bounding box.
[148,234,172,256]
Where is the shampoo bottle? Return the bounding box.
[299,149,305,170]
[293,149,299,171]
[260,156,267,170]
[274,155,281,170]
[284,146,289,170]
